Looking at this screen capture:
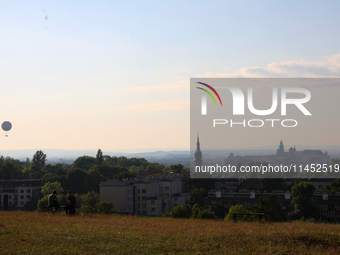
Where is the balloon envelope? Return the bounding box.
[2,121,12,131]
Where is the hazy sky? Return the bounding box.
[1,1,340,151]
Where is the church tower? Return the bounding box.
[277,140,284,154]
[195,134,202,167]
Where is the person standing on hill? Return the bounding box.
[65,190,76,215]
[48,190,60,214]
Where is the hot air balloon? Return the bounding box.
[2,121,12,137]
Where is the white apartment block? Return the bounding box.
[171,193,191,208]
[100,174,190,217]
[0,179,42,209]
[99,179,134,214]
[159,176,183,208]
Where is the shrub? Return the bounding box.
[191,204,216,219]
[169,205,192,218]
[197,209,216,219]
[224,204,256,222]
[80,192,100,213]
[191,204,202,219]
[96,201,118,214]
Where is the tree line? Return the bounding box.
[0,149,188,192]
[2,150,340,220]
[0,149,189,212]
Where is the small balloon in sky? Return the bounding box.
[2,121,12,135]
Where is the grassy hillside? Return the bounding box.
[1,211,340,254]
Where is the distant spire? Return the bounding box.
[277,140,284,154]
[195,133,202,166]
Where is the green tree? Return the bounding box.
[72,156,96,170]
[66,168,87,193]
[190,188,206,207]
[128,165,140,175]
[209,204,228,219]
[254,195,285,222]
[0,157,23,179]
[168,205,192,218]
[96,201,117,214]
[291,181,318,220]
[96,165,127,179]
[327,178,340,193]
[41,181,64,196]
[113,171,136,180]
[32,150,47,169]
[28,165,44,179]
[224,204,255,222]
[21,167,30,179]
[41,173,60,184]
[96,149,104,165]
[187,204,217,219]
[116,156,129,167]
[37,195,49,212]
[197,208,216,219]
[0,155,4,170]
[23,196,41,211]
[25,157,31,168]
[85,169,107,193]
[81,191,100,213]
[146,164,164,172]
[191,203,202,219]
[55,163,68,175]
[170,164,184,174]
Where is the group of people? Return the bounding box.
[48,190,76,214]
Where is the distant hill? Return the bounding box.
[0,149,190,166]
[0,145,339,167]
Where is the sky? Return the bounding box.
[0,1,340,152]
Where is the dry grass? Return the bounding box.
[1,211,340,254]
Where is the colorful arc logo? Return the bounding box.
[196,82,223,106]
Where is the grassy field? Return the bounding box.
[1,211,340,254]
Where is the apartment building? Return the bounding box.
[159,176,183,208]
[171,193,190,208]
[0,179,42,209]
[100,174,190,216]
[134,179,159,215]
[99,179,133,214]
[204,178,340,222]
[204,190,293,216]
